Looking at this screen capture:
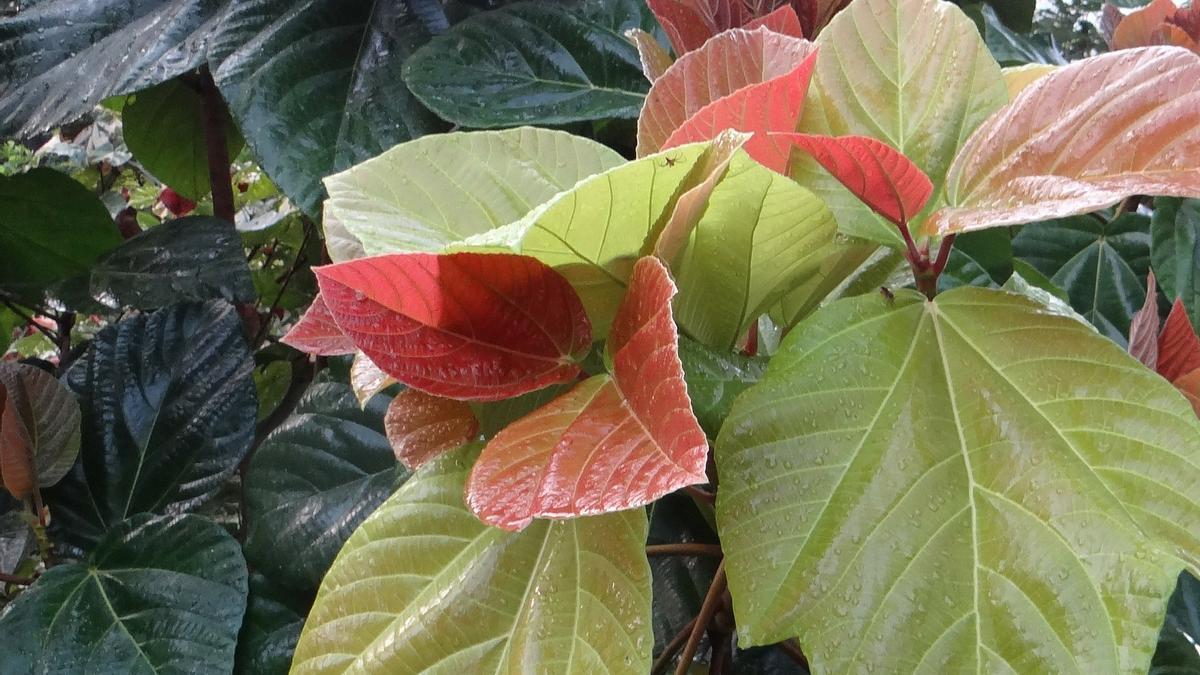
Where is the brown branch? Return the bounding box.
[197,67,235,224]
[650,617,697,675]
[683,485,715,504]
[776,638,809,670]
[0,571,34,585]
[646,543,723,558]
[675,560,727,675]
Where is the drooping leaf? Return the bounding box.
[45,301,256,550]
[281,294,356,357]
[244,382,408,593]
[1151,571,1200,674]
[0,380,33,500]
[213,0,449,215]
[1151,198,1200,335]
[0,168,123,293]
[467,257,708,531]
[1012,213,1152,345]
[0,362,80,496]
[89,215,255,309]
[322,128,624,259]
[0,514,247,673]
[385,389,478,470]
[403,1,652,128]
[933,47,1200,236]
[716,286,1200,672]
[653,130,751,265]
[290,445,652,675]
[235,573,309,675]
[626,27,674,82]
[1159,299,1200,382]
[637,27,816,157]
[1131,271,1162,370]
[349,351,395,407]
[678,337,766,437]
[122,78,244,201]
[315,252,591,401]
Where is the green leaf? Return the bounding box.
[1012,213,1152,346]
[0,493,31,575]
[978,4,1067,66]
[122,78,245,201]
[89,216,256,309]
[0,168,122,294]
[1151,198,1200,335]
[716,287,1200,672]
[771,243,901,329]
[244,382,409,593]
[678,337,766,437]
[793,0,1008,245]
[213,0,449,214]
[403,1,651,128]
[291,444,652,674]
[1001,269,1095,329]
[938,228,1013,292]
[322,128,624,259]
[0,361,81,489]
[672,153,838,350]
[253,360,291,423]
[0,0,225,137]
[1152,571,1200,674]
[45,301,256,551]
[0,514,248,673]
[235,572,309,675]
[647,493,720,658]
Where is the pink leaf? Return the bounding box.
[280,294,356,356]
[1128,271,1160,370]
[744,5,804,37]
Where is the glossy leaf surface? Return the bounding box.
[1151,198,1200,334]
[934,47,1200,235]
[717,287,1200,672]
[0,363,80,497]
[349,352,395,408]
[467,257,708,530]
[282,294,356,357]
[385,389,478,470]
[291,446,652,675]
[315,252,591,401]
[235,573,308,675]
[678,337,766,437]
[322,128,623,259]
[1151,571,1200,674]
[0,514,247,673]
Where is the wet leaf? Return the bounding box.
[235,573,309,675]
[678,337,766,437]
[349,352,395,408]
[281,294,357,357]
[385,389,478,470]
[1151,571,1200,674]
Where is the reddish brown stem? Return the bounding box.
[675,560,727,675]
[683,485,715,504]
[0,571,34,585]
[651,617,698,675]
[646,543,724,557]
[198,67,235,224]
[776,638,810,669]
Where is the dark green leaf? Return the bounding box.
[678,338,766,438]
[1152,198,1200,335]
[46,301,256,552]
[0,168,122,293]
[213,0,448,214]
[979,4,1066,66]
[0,514,248,673]
[403,0,650,128]
[1152,571,1200,675]
[938,228,1013,292]
[90,216,256,309]
[235,572,309,675]
[0,492,30,575]
[122,78,244,201]
[1012,213,1151,346]
[244,382,408,593]
[253,360,291,423]
[647,494,719,658]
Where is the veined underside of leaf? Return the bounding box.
[1129,271,1161,370]
[745,5,805,37]
[349,352,395,407]
[637,27,817,157]
[932,47,1200,235]
[646,0,756,54]
[467,257,708,531]
[1159,299,1200,382]
[282,294,356,356]
[626,28,674,82]
[0,363,81,499]
[315,252,591,402]
[384,389,478,470]
[0,381,34,500]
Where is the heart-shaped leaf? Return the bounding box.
[291,445,652,674]
[385,389,478,470]
[467,257,708,531]
[717,287,1200,672]
[0,363,80,499]
[281,294,357,357]
[244,382,408,593]
[315,252,591,401]
[933,47,1200,235]
[0,514,247,673]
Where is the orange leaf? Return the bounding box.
[384,389,479,470]
[1158,298,1200,382]
[0,379,35,500]
[744,5,804,37]
[281,294,356,356]
[638,27,815,157]
[1128,271,1160,370]
[1112,0,1182,49]
[466,257,708,531]
[930,47,1200,236]
[1172,367,1200,417]
[625,28,673,83]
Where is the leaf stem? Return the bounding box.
[0,296,56,343]
[197,67,235,225]
[646,543,723,557]
[0,571,33,585]
[683,485,715,504]
[675,560,727,675]
[650,617,697,675]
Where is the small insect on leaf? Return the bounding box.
[880,286,895,303]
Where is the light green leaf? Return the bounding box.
[771,243,901,328]
[793,0,1007,245]
[716,286,1200,672]
[673,153,838,349]
[291,445,652,675]
[322,128,624,259]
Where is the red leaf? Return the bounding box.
[646,0,745,54]
[0,380,34,500]
[467,257,708,531]
[384,389,479,470]
[770,133,932,226]
[1172,367,1200,417]
[1128,271,1160,370]
[315,252,591,401]
[281,294,356,356]
[1157,298,1200,382]
[1171,2,1200,40]
[744,5,804,37]
[662,50,819,173]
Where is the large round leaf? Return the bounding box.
[0,514,248,673]
[244,382,408,593]
[716,287,1200,672]
[291,445,652,674]
[403,0,652,127]
[45,301,256,551]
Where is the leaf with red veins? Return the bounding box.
[1158,298,1200,382]
[315,252,592,402]
[662,50,819,173]
[385,389,479,470]
[280,294,356,356]
[0,381,35,500]
[467,257,708,531]
[647,0,750,55]
[770,133,932,226]
[744,5,804,37]
[1128,271,1160,370]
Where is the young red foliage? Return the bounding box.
[466,257,708,531]
[662,50,819,173]
[384,389,479,470]
[771,133,933,226]
[280,293,356,356]
[1172,367,1200,416]
[315,252,591,402]
[1158,298,1200,382]
[0,380,34,500]
[743,5,804,37]
[1128,271,1160,370]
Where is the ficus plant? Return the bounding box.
[2,0,1200,673]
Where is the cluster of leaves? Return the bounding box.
[3,0,1200,674]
